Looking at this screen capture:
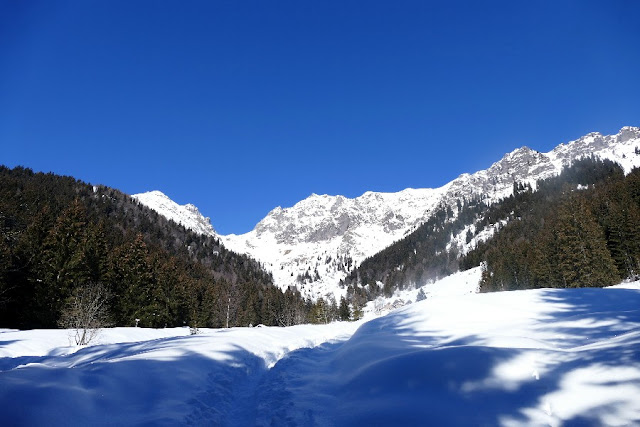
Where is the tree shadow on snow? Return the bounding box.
[256,287,640,426]
[1,287,639,427]
[0,335,273,427]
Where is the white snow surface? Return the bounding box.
[363,265,483,317]
[133,127,640,300]
[2,274,640,426]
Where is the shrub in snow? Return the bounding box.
[58,282,112,346]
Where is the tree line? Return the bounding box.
[343,194,489,305]
[461,159,640,291]
[343,157,640,305]
[0,166,325,329]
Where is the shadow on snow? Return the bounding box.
[0,287,639,426]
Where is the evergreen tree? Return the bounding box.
[351,300,364,321]
[0,165,304,329]
[338,296,350,321]
[36,201,93,326]
[595,183,640,279]
[553,194,619,287]
[0,232,11,308]
[107,234,155,326]
[311,297,330,324]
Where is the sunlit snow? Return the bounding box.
[2,272,639,426]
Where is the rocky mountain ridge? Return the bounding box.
[134,127,640,300]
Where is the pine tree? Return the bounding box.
[0,232,11,308]
[311,297,330,324]
[529,235,556,288]
[338,296,350,321]
[36,200,93,325]
[351,300,364,321]
[554,195,619,287]
[596,185,640,280]
[107,234,155,326]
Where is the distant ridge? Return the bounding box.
[134,127,640,300]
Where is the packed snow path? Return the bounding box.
[2,283,640,426]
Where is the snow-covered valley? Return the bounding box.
[2,274,639,426]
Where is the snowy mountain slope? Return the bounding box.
[132,190,217,237]
[133,127,640,300]
[363,265,483,318]
[2,279,639,426]
[221,126,640,297]
[222,187,449,300]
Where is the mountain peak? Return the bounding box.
[132,190,216,236]
[618,126,640,142]
[143,190,170,198]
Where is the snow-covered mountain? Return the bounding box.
[132,190,217,237]
[134,127,640,300]
[222,187,449,299]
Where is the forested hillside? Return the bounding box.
[343,196,488,300]
[462,160,640,291]
[345,158,640,304]
[0,166,307,329]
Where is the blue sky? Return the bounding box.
[2,1,640,234]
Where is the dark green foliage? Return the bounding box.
[464,160,640,292]
[347,157,639,302]
[345,197,487,300]
[0,165,308,329]
[592,177,640,279]
[554,195,619,287]
[351,300,363,321]
[338,296,350,321]
[309,297,332,324]
[344,196,488,302]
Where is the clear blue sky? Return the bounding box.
[2,1,639,234]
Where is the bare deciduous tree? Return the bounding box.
[58,282,112,345]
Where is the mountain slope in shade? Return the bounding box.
[134,127,640,300]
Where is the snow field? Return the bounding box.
[1,275,639,426]
[0,323,359,425]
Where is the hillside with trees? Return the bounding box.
[0,166,310,329]
[342,196,488,302]
[462,160,640,292]
[345,158,640,305]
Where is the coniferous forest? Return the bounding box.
[345,158,640,304]
[463,159,640,292]
[0,166,310,329]
[3,159,639,330]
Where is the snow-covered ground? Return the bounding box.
[2,276,639,426]
[363,266,482,317]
